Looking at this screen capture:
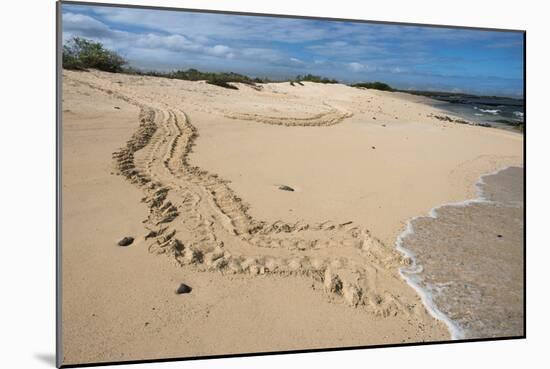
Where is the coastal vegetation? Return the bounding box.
[63,37,127,72]
[351,81,394,91]
[296,74,338,84]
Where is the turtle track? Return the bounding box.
[66,72,415,317]
[224,108,353,127]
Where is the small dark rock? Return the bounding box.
[278,185,295,192]
[176,283,192,294]
[117,236,134,246]
[497,234,503,238]
[371,146,376,149]
[114,106,121,109]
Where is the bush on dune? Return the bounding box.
[351,81,394,92]
[62,51,84,70]
[168,69,272,89]
[63,37,127,72]
[206,76,239,90]
[296,74,339,84]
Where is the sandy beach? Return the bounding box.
[61,69,523,365]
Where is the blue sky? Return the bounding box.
[62,4,524,97]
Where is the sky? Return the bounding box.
[62,4,525,97]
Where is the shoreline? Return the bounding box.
[395,166,524,340]
[402,93,524,132]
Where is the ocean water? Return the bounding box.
[427,94,524,130]
[396,167,524,339]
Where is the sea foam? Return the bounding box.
[478,108,500,115]
[513,111,524,118]
[394,167,509,340]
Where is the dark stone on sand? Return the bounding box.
[176,283,192,294]
[114,106,121,109]
[497,234,503,238]
[117,236,134,246]
[372,146,376,149]
[279,185,295,192]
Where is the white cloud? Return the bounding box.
[135,34,198,51]
[290,57,305,65]
[346,62,379,72]
[63,12,113,37]
[64,12,237,61]
[347,62,365,72]
[241,48,285,63]
[209,44,232,56]
[87,7,351,43]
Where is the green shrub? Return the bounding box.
[351,82,394,91]
[206,76,239,90]
[63,37,127,72]
[62,48,84,70]
[296,74,339,84]
[167,69,262,89]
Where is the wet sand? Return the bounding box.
[398,167,524,339]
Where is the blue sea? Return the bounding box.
[424,94,524,130]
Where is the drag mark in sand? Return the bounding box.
[65,72,437,322]
[224,105,353,127]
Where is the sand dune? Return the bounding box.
[61,70,522,364]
